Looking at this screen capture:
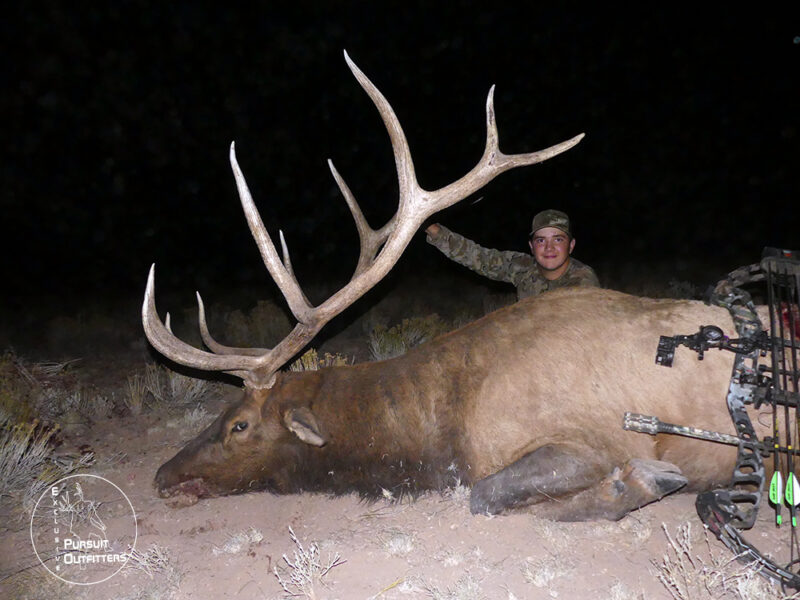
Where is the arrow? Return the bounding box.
[769,471,783,525]
[785,472,800,527]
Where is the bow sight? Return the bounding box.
[625,247,800,591]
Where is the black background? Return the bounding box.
[3,3,798,314]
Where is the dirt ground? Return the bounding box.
[0,273,794,600]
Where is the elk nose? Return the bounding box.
[154,461,180,496]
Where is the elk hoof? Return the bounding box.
[618,458,687,501]
[469,483,505,515]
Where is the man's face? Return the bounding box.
[529,227,575,275]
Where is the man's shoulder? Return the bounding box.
[563,257,600,287]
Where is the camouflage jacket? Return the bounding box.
[426,225,600,300]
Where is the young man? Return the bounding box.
[425,209,599,300]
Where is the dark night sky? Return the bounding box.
[2,3,798,316]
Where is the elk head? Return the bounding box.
[145,51,584,502]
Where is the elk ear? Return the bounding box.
[283,407,327,447]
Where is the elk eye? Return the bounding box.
[232,421,248,433]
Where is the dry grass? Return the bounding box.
[607,580,646,600]
[211,527,264,556]
[0,352,99,424]
[0,414,94,516]
[59,389,114,422]
[653,522,797,600]
[0,354,98,521]
[1,565,78,600]
[0,418,60,498]
[120,543,182,600]
[521,554,576,589]
[380,528,416,557]
[165,405,213,432]
[367,314,451,361]
[145,363,214,407]
[289,349,352,372]
[423,573,486,600]
[4,541,180,600]
[273,526,346,599]
[125,373,147,415]
[125,363,216,414]
[222,299,293,348]
[123,544,175,579]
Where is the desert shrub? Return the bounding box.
[422,573,486,600]
[212,527,264,556]
[0,415,94,516]
[0,352,38,423]
[653,522,793,600]
[380,528,415,557]
[125,363,216,413]
[121,543,182,600]
[522,554,576,589]
[58,389,114,422]
[0,351,112,426]
[126,372,148,415]
[0,352,96,516]
[164,405,214,432]
[123,544,175,579]
[223,299,293,347]
[0,418,59,498]
[288,349,352,372]
[273,526,345,599]
[368,314,451,361]
[3,565,75,600]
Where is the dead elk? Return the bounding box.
[145,54,743,521]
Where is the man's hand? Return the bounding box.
[425,223,441,237]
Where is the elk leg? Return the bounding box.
[470,443,608,515]
[540,458,688,521]
[470,445,687,520]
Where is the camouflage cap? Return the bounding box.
[530,209,571,237]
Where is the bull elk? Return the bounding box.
[145,53,753,520]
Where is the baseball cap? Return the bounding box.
[530,209,571,237]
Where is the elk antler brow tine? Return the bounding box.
[196,291,270,357]
[142,264,261,382]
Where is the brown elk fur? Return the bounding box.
[156,287,769,519]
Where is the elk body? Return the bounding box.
[146,53,749,520]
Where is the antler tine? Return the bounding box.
[196,291,270,357]
[278,230,293,274]
[328,159,395,278]
[481,85,587,169]
[142,265,261,382]
[343,50,419,209]
[278,230,312,306]
[230,143,313,324]
[419,87,585,218]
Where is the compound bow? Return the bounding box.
[624,247,800,591]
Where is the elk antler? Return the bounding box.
[143,51,584,389]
